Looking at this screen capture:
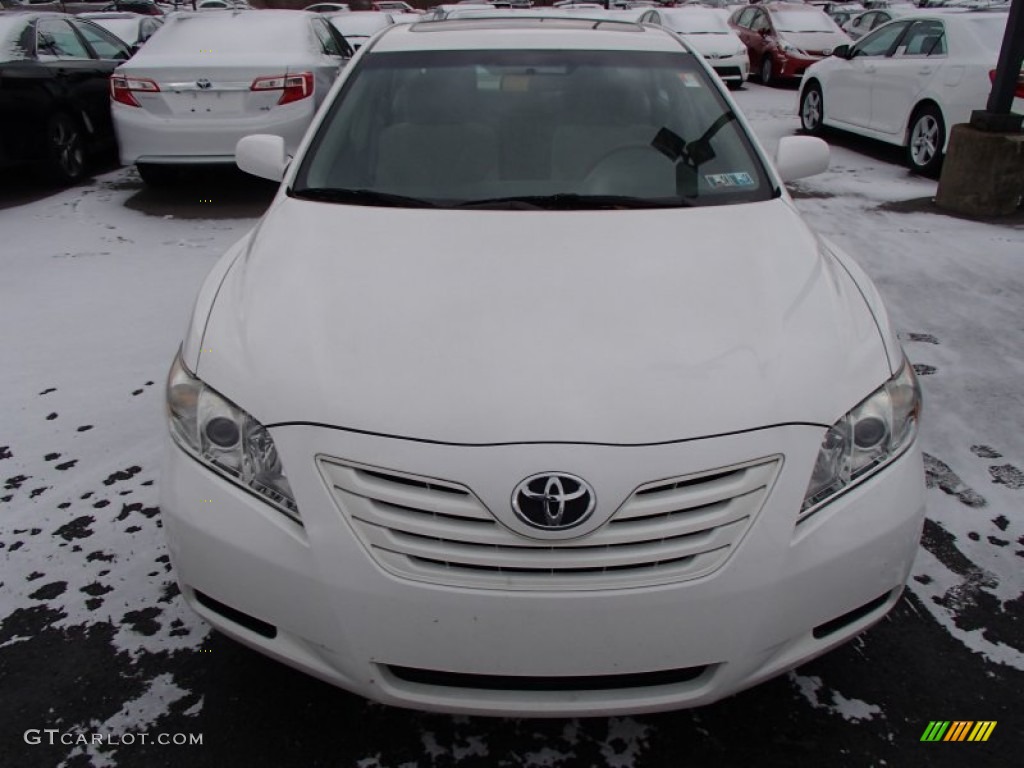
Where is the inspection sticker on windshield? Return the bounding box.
[705,172,754,189]
[678,72,702,88]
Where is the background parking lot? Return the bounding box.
[1,82,1022,767]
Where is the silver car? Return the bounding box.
[111,10,350,184]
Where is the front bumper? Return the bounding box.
[708,53,749,83]
[775,52,824,80]
[112,101,315,166]
[160,423,925,716]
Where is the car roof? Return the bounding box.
[79,11,145,19]
[371,17,686,53]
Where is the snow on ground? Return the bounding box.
[1,83,1022,766]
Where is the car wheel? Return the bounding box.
[44,112,85,184]
[760,55,774,86]
[906,105,945,177]
[137,163,177,186]
[800,82,824,135]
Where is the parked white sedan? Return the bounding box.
[111,10,350,184]
[161,18,926,716]
[799,10,1024,174]
[640,6,750,88]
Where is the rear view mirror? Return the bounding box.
[774,136,830,182]
[236,134,289,182]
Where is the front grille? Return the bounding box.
[318,455,780,590]
[386,663,712,692]
[713,66,742,78]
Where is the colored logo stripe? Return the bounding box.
[968,722,997,742]
[921,721,997,742]
[944,721,972,741]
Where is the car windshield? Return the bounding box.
[664,11,733,34]
[293,49,774,209]
[772,10,837,33]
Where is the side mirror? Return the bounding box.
[831,43,850,59]
[774,135,829,182]
[758,28,770,38]
[236,134,289,182]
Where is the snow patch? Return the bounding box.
[790,673,883,723]
[599,717,650,768]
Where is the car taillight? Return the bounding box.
[988,69,1024,100]
[110,75,160,108]
[250,72,314,106]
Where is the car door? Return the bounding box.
[747,9,774,71]
[730,7,758,55]
[34,18,104,127]
[66,19,131,143]
[869,19,945,137]
[826,20,910,128]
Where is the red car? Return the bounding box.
[729,1,850,86]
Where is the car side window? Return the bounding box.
[315,18,353,58]
[871,12,891,30]
[36,19,91,59]
[750,11,770,34]
[140,19,159,43]
[73,20,131,60]
[851,20,909,58]
[735,8,755,28]
[313,18,339,56]
[897,20,946,57]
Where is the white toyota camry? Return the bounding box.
[111,10,351,184]
[799,10,1024,174]
[161,18,926,716]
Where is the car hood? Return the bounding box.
[680,32,745,58]
[196,197,890,444]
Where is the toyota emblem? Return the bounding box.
[512,473,596,531]
[196,78,212,90]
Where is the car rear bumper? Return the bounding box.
[113,101,314,165]
[160,423,925,716]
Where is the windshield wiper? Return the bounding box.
[456,194,690,210]
[290,187,438,208]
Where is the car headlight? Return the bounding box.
[802,359,921,515]
[778,40,804,56]
[167,350,299,521]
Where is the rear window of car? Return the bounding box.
[139,13,309,55]
[294,48,775,209]
[965,16,1010,51]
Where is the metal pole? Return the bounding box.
[973,0,1024,131]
